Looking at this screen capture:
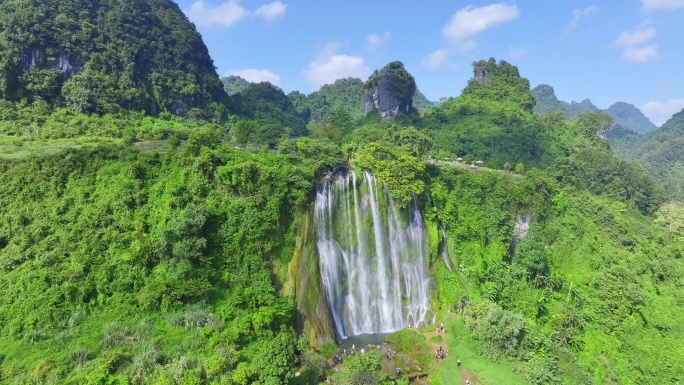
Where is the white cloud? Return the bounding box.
[642,0,684,12]
[641,99,684,125]
[421,49,460,71]
[613,27,657,47]
[185,0,287,28]
[442,3,520,51]
[508,46,527,60]
[422,49,450,70]
[365,32,392,53]
[304,43,371,87]
[186,0,249,27]
[622,44,659,63]
[564,5,599,34]
[226,68,282,87]
[254,1,287,22]
[613,25,659,63]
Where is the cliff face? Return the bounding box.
[363,61,416,118]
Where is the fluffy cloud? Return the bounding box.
[422,49,450,70]
[186,0,249,27]
[564,5,599,34]
[254,1,287,21]
[304,43,371,87]
[641,0,684,12]
[508,46,527,60]
[185,0,287,28]
[226,68,282,87]
[641,99,684,125]
[442,3,520,51]
[622,44,659,63]
[423,3,519,70]
[365,32,392,53]
[613,27,657,47]
[613,25,659,63]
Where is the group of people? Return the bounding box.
[435,345,448,360]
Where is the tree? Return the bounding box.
[515,163,525,174]
[655,203,684,241]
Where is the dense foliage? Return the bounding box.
[0,138,344,384]
[0,0,229,118]
[221,76,251,96]
[231,82,308,140]
[426,166,684,384]
[0,4,681,380]
[610,108,684,201]
[289,78,365,123]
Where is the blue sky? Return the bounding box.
[175,0,684,125]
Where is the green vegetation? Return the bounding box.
[289,78,365,123]
[610,108,684,201]
[221,76,252,96]
[0,138,345,384]
[531,84,597,118]
[0,0,229,118]
[0,2,681,381]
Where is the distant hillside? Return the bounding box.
[288,78,365,122]
[606,102,658,134]
[531,84,597,117]
[288,77,434,123]
[611,108,684,201]
[221,75,251,96]
[412,89,436,113]
[0,0,229,118]
[232,82,308,144]
[531,84,656,135]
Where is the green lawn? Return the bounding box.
[431,317,530,385]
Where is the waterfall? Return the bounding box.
[315,169,431,339]
[439,226,454,272]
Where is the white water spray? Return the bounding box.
[315,169,431,339]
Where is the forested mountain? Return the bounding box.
[231,81,308,145]
[0,0,229,119]
[606,102,657,135]
[289,77,365,122]
[412,89,436,113]
[287,76,435,126]
[420,59,572,169]
[531,84,597,117]
[610,108,684,201]
[0,1,682,380]
[531,85,657,135]
[221,75,251,96]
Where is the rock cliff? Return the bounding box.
[363,61,416,118]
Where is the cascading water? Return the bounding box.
[315,169,431,340]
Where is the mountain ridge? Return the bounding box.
[531,84,657,134]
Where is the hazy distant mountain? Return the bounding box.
[221,75,252,96]
[531,84,596,117]
[606,102,658,135]
[610,108,684,201]
[413,89,437,113]
[531,84,657,135]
